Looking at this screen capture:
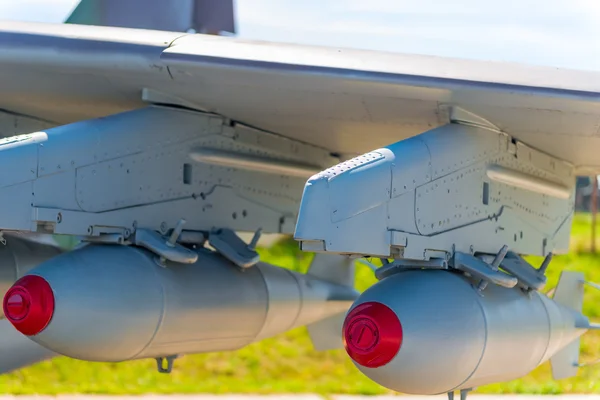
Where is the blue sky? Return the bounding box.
[1,0,599,71]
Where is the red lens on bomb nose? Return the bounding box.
[343,301,403,368]
[3,275,55,336]
[5,291,30,320]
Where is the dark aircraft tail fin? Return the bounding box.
[65,0,235,35]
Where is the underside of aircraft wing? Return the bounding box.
[1,21,600,172]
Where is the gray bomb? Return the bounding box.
[342,269,589,395]
[4,244,357,362]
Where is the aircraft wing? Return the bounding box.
[2,19,600,396]
[1,21,600,173]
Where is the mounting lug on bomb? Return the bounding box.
[448,388,472,400]
[155,354,178,374]
[500,252,551,292]
[476,251,553,292]
[208,228,262,269]
[473,245,509,292]
[452,250,517,290]
[156,218,188,266]
[166,219,187,247]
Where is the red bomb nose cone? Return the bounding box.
[3,275,55,336]
[343,301,403,368]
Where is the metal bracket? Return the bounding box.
[374,258,448,281]
[474,245,508,291]
[177,230,208,246]
[499,252,550,292]
[82,232,130,245]
[82,220,206,265]
[480,251,551,292]
[208,228,261,269]
[155,354,178,373]
[133,227,198,265]
[452,248,517,289]
[448,388,472,400]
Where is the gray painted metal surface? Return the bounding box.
[0,106,335,238]
[0,13,598,395]
[0,110,54,139]
[24,244,357,361]
[0,22,600,170]
[295,123,574,259]
[348,270,588,395]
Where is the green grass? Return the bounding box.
[3,214,600,394]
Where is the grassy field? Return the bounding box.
[3,214,600,394]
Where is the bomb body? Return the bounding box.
[343,270,587,395]
[4,244,357,361]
